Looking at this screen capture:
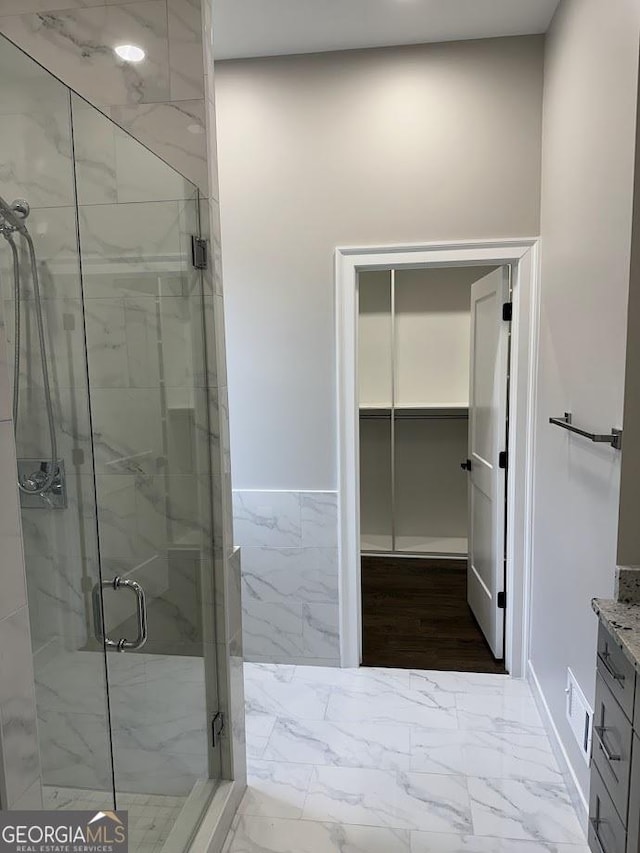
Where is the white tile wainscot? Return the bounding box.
[233,491,340,666]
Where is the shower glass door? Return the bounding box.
[71,92,221,844]
[0,31,221,852]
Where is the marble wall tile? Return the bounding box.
[0,423,27,623]
[38,706,112,791]
[0,207,83,302]
[167,0,205,101]
[302,602,340,660]
[0,607,41,806]
[233,491,302,548]
[0,1,118,16]
[301,492,339,548]
[25,555,90,651]
[78,201,189,295]
[71,99,118,205]
[0,4,171,107]
[243,600,305,662]
[0,302,11,422]
[4,297,88,391]
[92,388,163,474]
[0,105,74,208]
[241,547,338,606]
[111,100,207,192]
[234,490,341,665]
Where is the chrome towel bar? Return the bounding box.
[549,412,622,450]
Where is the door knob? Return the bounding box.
[460,459,472,471]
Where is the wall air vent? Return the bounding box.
[566,667,593,765]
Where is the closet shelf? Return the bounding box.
[360,406,469,420]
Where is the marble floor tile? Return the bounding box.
[263,717,412,771]
[294,664,410,692]
[229,663,588,853]
[245,663,297,684]
[325,684,457,728]
[467,777,585,844]
[245,711,277,740]
[229,815,411,853]
[410,671,531,697]
[246,736,269,760]
[239,759,314,819]
[410,730,562,783]
[456,692,545,733]
[410,832,591,853]
[303,767,472,833]
[245,677,332,721]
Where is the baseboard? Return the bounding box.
[527,660,589,830]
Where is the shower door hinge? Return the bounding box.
[497,591,506,609]
[498,450,508,470]
[191,236,208,270]
[502,301,513,322]
[211,711,225,747]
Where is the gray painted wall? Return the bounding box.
[531,0,640,802]
[215,36,545,491]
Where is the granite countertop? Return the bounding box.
[593,597,640,673]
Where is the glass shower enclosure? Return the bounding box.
[0,34,223,852]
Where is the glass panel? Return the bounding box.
[71,94,220,851]
[0,36,114,809]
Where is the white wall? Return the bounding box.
[618,72,640,569]
[215,36,544,490]
[531,0,640,802]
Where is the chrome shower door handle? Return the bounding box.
[92,576,148,652]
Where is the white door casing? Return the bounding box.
[335,239,540,675]
[466,267,510,659]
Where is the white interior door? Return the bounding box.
[466,266,510,659]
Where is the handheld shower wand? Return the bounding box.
[0,195,59,496]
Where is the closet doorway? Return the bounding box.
[358,265,509,672]
[336,239,539,677]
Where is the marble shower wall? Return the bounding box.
[0,0,209,194]
[233,491,340,666]
[0,260,42,807]
[0,0,246,793]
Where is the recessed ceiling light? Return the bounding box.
[114,44,146,63]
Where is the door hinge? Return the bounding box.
[502,301,513,322]
[498,450,508,470]
[191,236,208,270]
[211,711,224,747]
[497,591,506,609]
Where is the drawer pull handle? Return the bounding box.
[589,818,608,853]
[600,650,626,683]
[594,726,621,762]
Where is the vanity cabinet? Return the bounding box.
[590,622,640,853]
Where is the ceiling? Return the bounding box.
[212,0,561,61]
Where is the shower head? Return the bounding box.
[0,195,29,235]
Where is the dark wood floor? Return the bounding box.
[361,555,506,673]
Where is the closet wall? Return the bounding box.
[359,266,496,556]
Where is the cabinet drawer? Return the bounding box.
[589,764,627,853]
[628,733,640,853]
[598,623,636,722]
[593,673,633,825]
